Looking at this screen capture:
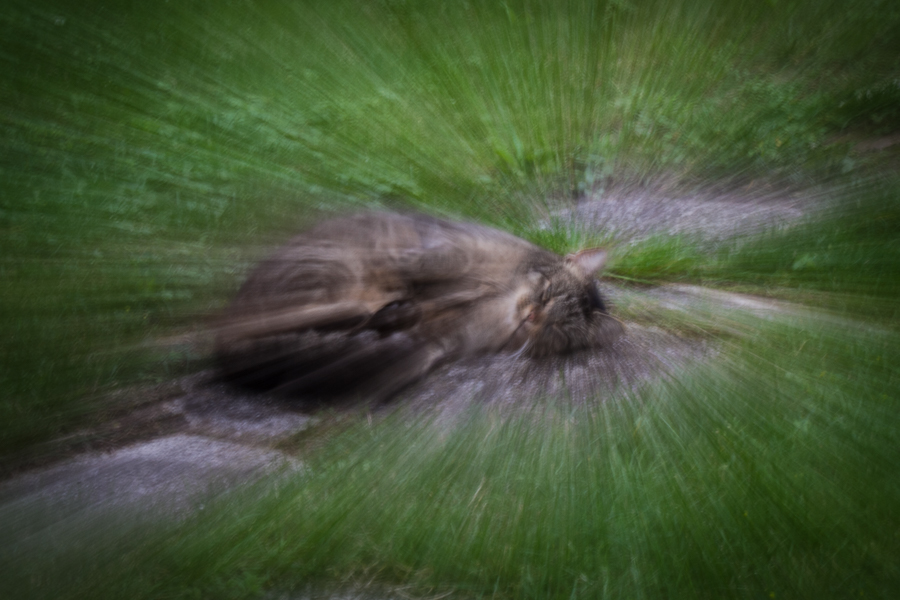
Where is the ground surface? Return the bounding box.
[0,184,822,594]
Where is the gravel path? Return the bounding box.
[563,181,826,246]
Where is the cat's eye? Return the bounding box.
[540,285,553,304]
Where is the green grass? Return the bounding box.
[712,178,900,298]
[2,0,900,597]
[3,0,900,454]
[4,313,899,599]
[5,0,899,455]
[608,177,900,307]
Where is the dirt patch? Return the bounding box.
[561,181,826,247]
[0,434,297,516]
[0,433,301,570]
[402,322,709,414]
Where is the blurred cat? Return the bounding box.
[215,212,622,400]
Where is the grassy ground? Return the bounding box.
[5,311,900,599]
[3,0,899,457]
[2,0,900,597]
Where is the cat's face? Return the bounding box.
[508,249,612,357]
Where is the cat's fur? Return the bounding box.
[216,212,622,399]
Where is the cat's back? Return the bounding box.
[231,212,539,310]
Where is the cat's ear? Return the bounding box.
[565,248,607,277]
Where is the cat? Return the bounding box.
[215,211,622,400]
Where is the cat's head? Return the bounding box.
[511,249,619,356]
